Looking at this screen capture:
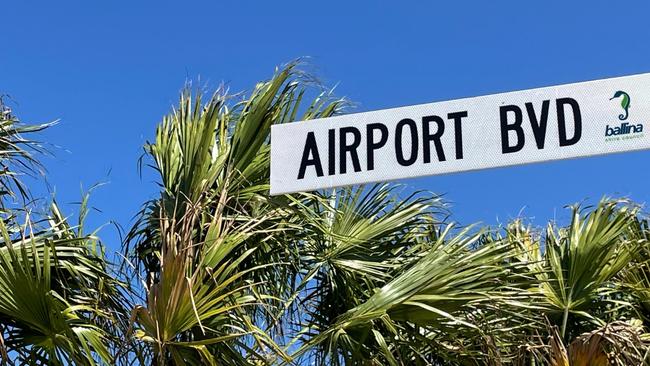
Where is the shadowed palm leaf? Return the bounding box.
[0,201,128,365]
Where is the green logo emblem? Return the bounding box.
[610,90,631,120]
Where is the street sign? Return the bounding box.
[270,73,650,195]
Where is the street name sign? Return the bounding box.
[270,73,650,195]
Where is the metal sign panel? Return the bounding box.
[271,73,650,195]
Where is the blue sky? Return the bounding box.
[3,0,650,253]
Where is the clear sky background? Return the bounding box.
[3,0,650,253]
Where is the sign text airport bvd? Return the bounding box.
[270,73,650,195]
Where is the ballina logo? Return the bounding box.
[610,90,630,120]
[606,122,643,136]
[605,90,643,137]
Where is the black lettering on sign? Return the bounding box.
[395,118,418,166]
[557,98,582,146]
[525,100,549,149]
[300,110,470,180]
[297,132,323,179]
[500,105,525,154]
[422,115,446,163]
[448,111,467,159]
[328,129,336,176]
[339,127,362,174]
[366,123,388,171]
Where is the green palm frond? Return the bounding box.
[295,224,519,365]
[9,63,650,365]
[0,201,128,365]
[539,200,642,338]
[288,185,443,338]
[127,61,346,280]
[126,62,349,364]
[0,96,54,204]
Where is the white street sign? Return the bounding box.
[270,73,650,195]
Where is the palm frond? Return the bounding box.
[0,96,54,205]
[0,201,128,365]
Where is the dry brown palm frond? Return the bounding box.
[531,320,650,366]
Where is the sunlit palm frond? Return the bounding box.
[289,185,443,341]
[0,201,128,365]
[127,62,346,291]
[126,62,349,364]
[296,224,518,365]
[539,199,643,339]
[0,96,54,205]
[129,201,290,365]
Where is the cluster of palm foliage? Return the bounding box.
[3,65,650,365]
[0,97,130,365]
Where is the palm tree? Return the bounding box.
[5,63,650,365]
[286,184,445,365]
[0,97,129,365]
[124,64,650,365]
[0,200,130,365]
[484,200,650,365]
[0,96,52,204]
[125,62,351,364]
[535,200,642,339]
